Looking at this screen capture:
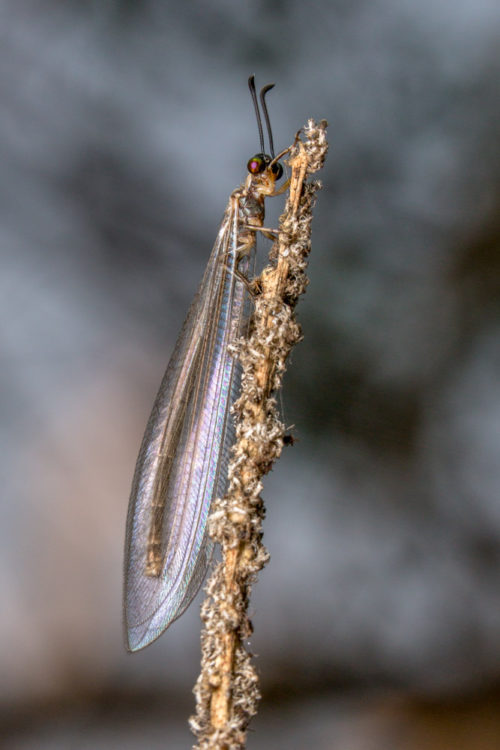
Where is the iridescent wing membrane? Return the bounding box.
[124,202,249,651]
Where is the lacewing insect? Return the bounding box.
[124,77,288,651]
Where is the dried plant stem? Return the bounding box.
[190,119,328,750]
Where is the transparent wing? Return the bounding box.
[124,202,251,651]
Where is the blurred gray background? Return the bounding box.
[2,1,500,748]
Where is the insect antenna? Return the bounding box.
[259,83,276,159]
[248,75,266,155]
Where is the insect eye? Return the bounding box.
[271,162,283,180]
[247,153,267,174]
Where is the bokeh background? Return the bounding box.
[2,1,500,748]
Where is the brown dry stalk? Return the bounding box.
[190,119,328,750]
